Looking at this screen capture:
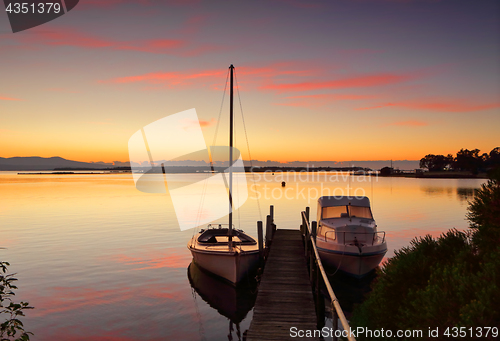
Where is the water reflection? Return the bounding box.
[322,268,377,319]
[456,187,476,202]
[420,185,481,202]
[420,186,454,197]
[187,262,257,341]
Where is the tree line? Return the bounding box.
[419,147,500,174]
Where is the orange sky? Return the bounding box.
[1,0,499,163]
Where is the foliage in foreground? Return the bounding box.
[0,262,33,341]
[350,175,500,340]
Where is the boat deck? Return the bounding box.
[245,229,319,341]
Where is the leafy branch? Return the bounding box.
[0,261,33,341]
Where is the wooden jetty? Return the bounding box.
[245,206,356,341]
[245,229,319,341]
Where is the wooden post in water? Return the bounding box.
[270,205,276,236]
[312,221,317,243]
[309,242,314,282]
[257,221,264,260]
[304,222,309,257]
[304,207,310,256]
[310,221,317,282]
[266,214,272,246]
[300,212,305,235]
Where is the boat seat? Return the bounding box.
[340,213,349,218]
[205,235,218,243]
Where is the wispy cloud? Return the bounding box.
[274,93,376,107]
[356,100,500,112]
[17,28,185,53]
[101,69,226,87]
[99,62,315,89]
[8,14,218,57]
[199,118,216,128]
[261,73,414,93]
[0,95,22,101]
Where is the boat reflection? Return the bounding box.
[187,261,258,341]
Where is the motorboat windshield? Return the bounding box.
[321,205,373,220]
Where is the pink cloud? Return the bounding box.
[0,95,22,101]
[18,28,186,53]
[199,118,216,128]
[100,62,316,89]
[286,94,376,100]
[357,100,500,112]
[9,18,219,57]
[101,69,226,88]
[274,93,377,107]
[261,73,414,93]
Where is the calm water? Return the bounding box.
[0,171,485,340]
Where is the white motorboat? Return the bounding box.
[315,196,387,278]
[188,65,260,284]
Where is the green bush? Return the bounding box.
[351,174,500,340]
[0,261,33,341]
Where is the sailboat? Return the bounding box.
[187,65,260,284]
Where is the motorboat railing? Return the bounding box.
[300,208,356,341]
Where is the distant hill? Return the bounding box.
[0,157,116,171]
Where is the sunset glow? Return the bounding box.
[1,0,498,163]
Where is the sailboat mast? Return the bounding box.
[228,64,234,243]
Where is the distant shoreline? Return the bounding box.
[17,171,130,175]
[12,167,489,179]
[377,171,488,179]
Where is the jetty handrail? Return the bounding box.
[301,210,356,341]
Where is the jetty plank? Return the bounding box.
[245,229,319,341]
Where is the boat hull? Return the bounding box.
[189,245,260,284]
[317,245,386,278]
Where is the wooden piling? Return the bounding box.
[257,220,264,259]
[265,214,272,246]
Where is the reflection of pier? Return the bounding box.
[244,207,356,341]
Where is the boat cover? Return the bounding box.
[318,196,370,208]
